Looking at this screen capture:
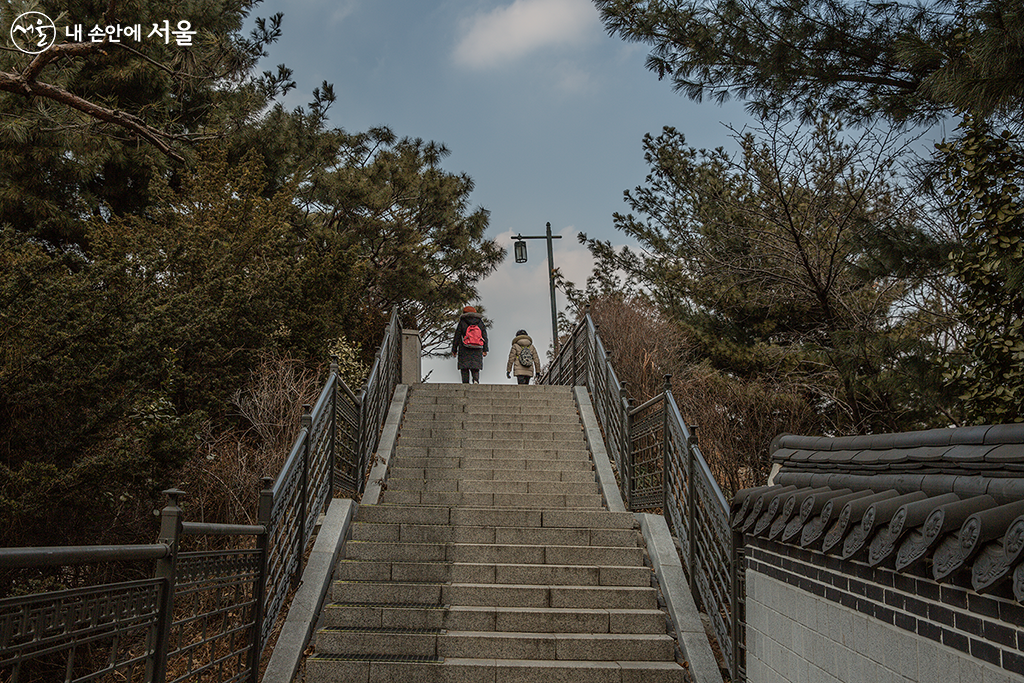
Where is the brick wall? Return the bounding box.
[744,536,1024,683]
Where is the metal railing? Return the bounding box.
[542,308,744,681]
[0,308,404,683]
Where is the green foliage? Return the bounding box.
[0,0,291,248]
[595,0,1024,125]
[0,3,505,550]
[294,126,505,355]
[939,117,1024,423]
[0,149,298,546]
[576,117,955,433]
[901,1,1024,123]
[328,336,370,389]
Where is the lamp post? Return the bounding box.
[511,222,562,354]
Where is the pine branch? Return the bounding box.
[0,68,185,162]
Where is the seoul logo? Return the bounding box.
[11,12,56,54]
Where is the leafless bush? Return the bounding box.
[668,362,819,493]
[178,352,324,526]
[587,296,687,401]
[588,295,820,495]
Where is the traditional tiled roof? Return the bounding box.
[733,424,1024,600]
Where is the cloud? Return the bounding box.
[453,0,601,70]
[551,60,597,95]
[293,0,358,25]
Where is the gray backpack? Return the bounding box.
[517,345,534,367]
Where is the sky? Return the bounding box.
[257,0,752,383]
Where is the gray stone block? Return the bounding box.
[356,504,450,525]
[305,657,370,683]
[492,659,620,683]
[549,585,657,610]
[345,540,446,562]
[444,583,549,608]
[493,563,600,586]
[331,579,443,604]
[316,628,439,657]
[542,510,636,529]
[490,607,609,634]
[440,632,558,659]
[619,661,688,683]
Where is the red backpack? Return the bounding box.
[462,324,484,348]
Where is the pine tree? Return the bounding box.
[0,0,291,247]
[594,0,1024,125]
[939,117,1024,423]
[579,117,954,433]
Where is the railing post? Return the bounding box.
[582,305,591,388]
[356,386,369,492]
[294,405,312,588]
[151,489,184,683]
[687,425,699,597]
[731,528,744,682]
[249,478,274,683]
[589,320,598,391]
[662,375,672,521]
[620,381,631,510]
[329,357,339,503]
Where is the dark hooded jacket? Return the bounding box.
[452,311,488,370]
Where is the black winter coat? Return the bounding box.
[452,313,488,370]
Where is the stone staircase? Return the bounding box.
[305,383,688,682]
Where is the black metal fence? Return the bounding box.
[541,308,745,681]
[0,308,403,683]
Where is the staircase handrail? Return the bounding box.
[540,306,744,681]
[0,306,404,683]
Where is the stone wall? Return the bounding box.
[744,536,1024,683]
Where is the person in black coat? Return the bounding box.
[451,306,488,384]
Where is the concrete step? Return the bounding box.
[442,631,675,661]
[450,563,650,587]
[411,385,571,395]
[315,628,673,661]
[316,627,441,658]
[380,490,604,508]
[330,581,658,610]
[348,522,639,546]
[399,426,585,440]
[385,478,600,496]
[411,383,570,393]
[305,657,687,683]
[354,506,638,530]
[396,436,587,450]
[388,466,596,482]
[334,559,449,582]
[322,604,668,634]
[306,383,691,683]
[395,443,591,455]
[345,541,641,566]
[335,560,649,587]
[395,445,591,457]
[442,606,668,635]
[403,404,580,416]
[332,580,444,604]
[406,395,574,403]
[392,456,594,471]
[401,415,584,427]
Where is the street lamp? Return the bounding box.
[514,238,527,263]
[511,222,562,354]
